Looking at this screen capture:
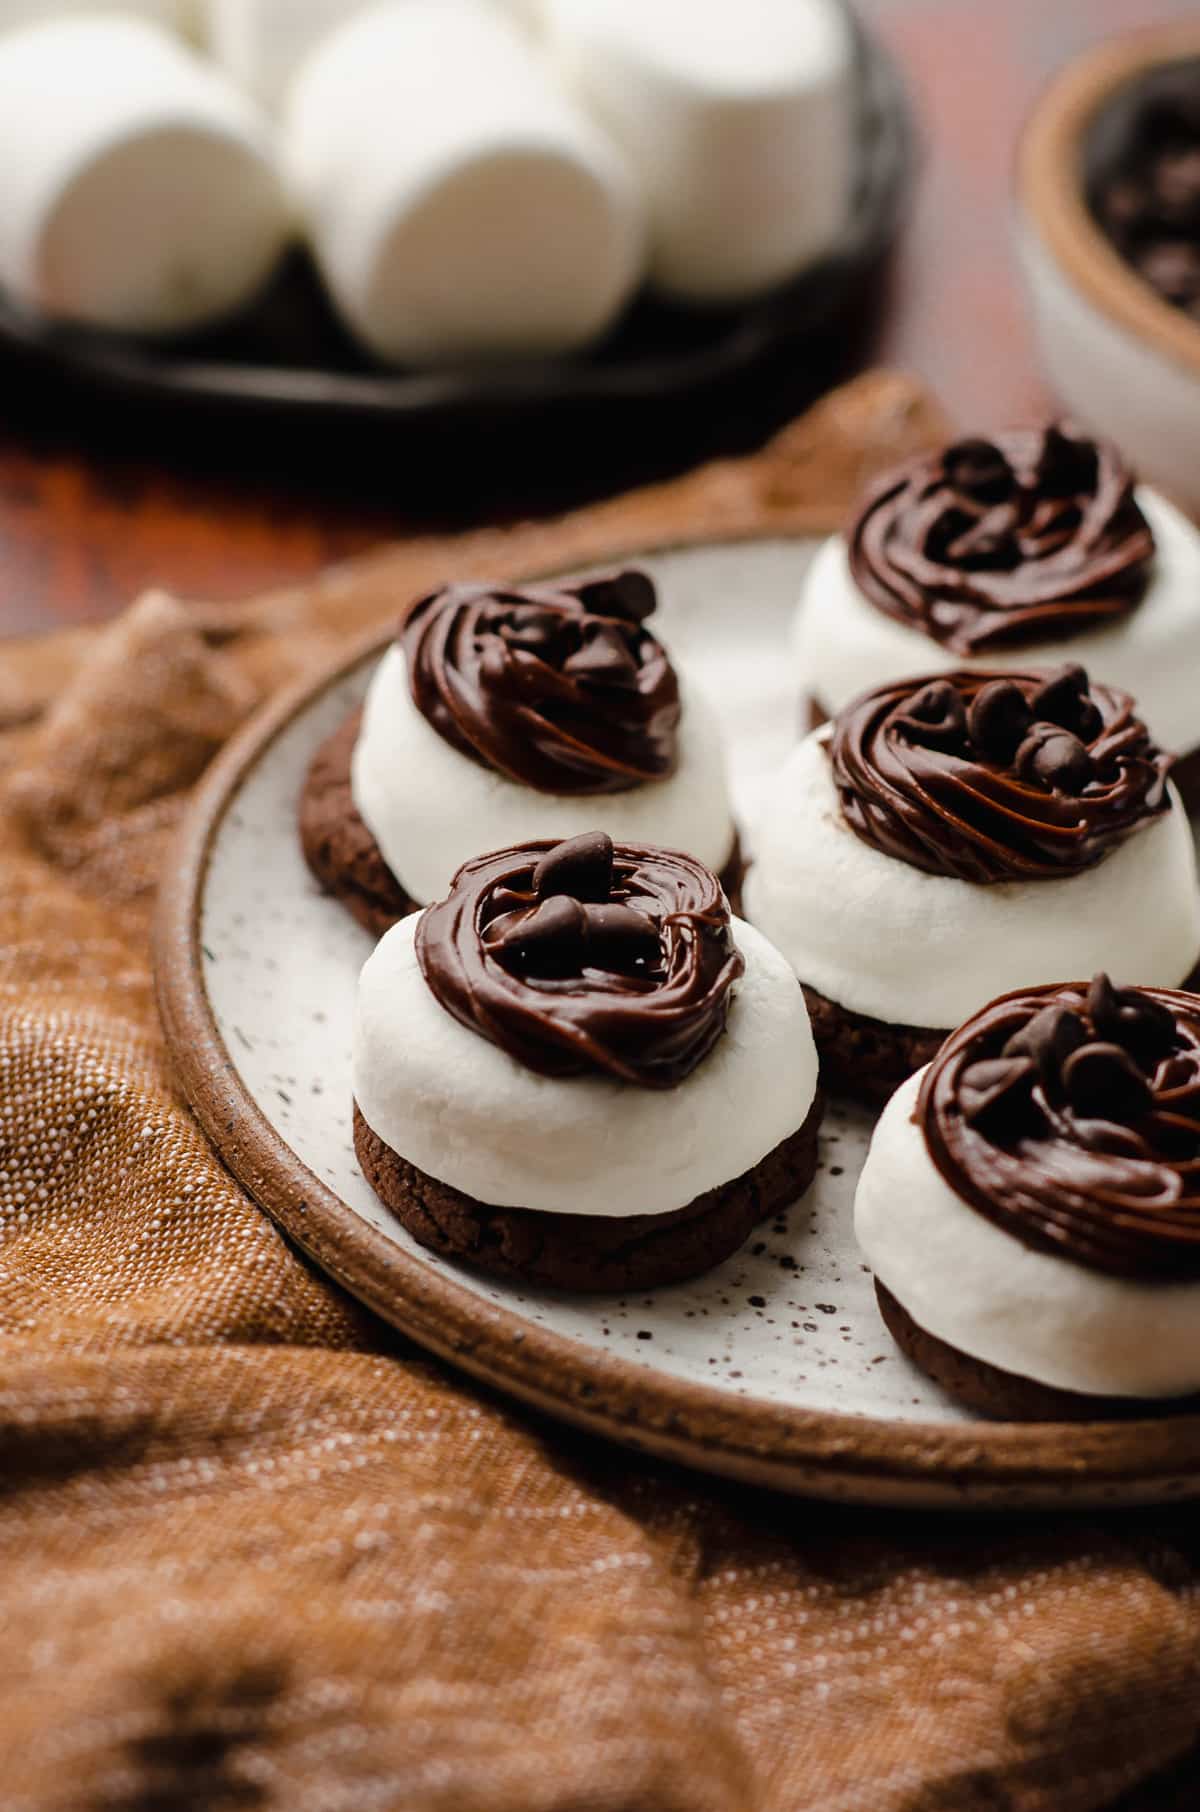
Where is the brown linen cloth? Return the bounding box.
[2,373,1199,1812]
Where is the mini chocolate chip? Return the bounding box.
[892,680,968,751]
[1155,147,1200,217]
[479,638,510,685]
[1004,1004,1087,1089]
[493,895,587,978]
[488,886,531,920]
[533,831,614,903]
[1137,240,1200,303]
[572,569,657,624]
[960,1056,1037,1133]
[967,680,1032,762]
[1015,724,1093,795]
[1029,665,1102,741]
[564,623,639,682]
[1087,973,1178,1068]
[943,437,1013,504]
[1062,1042,1154,1122]
[1036,424,1098,497]
[583,904,660,972]
[501,605,562,651]
[1157,1053,1198,1093]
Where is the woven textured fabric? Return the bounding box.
[2,374,1199,1812]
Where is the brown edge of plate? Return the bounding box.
[1018,19,1200,382]
[154,542,1200,1512]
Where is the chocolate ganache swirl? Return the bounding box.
[847,425,1155,653]
[919,976,1200,1280]
[401,570,680,795]
[828,665,1172,884]
[416,831,743,1088]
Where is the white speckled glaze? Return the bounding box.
[195,537,1200,1492]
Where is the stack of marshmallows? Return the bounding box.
[0,0,859,364]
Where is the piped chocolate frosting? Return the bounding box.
[402,571,680,795]
[828,665,1172,884]
[919,976,1200,1280]
[846,425,1155,654]
[415,832,743,1088]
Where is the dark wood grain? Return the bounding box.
[0,0,1192,635]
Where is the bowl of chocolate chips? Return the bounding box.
[1016,22,1200,517]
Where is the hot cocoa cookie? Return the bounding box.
[299,570,740,928]
[748,665,1200,1105]
[792,424,1200,792]
[857,978,1200,1419]
[352,832,823,1291]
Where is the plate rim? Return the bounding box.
[153,537,1200,1509]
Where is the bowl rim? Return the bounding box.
[1017,20,1200,381]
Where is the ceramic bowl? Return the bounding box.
[1017,23,1200,516]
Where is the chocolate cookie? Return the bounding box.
[354,1092,823,1293]
[299,707,746,934]
[875,1280,1200,1422]
[299,710,415,937]
[801,984,946,1107]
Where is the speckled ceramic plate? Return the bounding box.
[155,535,1200,1510]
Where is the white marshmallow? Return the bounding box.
[856,1071,1200,1400]
[204,0,369,109]
[0,2,193,35]
[354,913,819,1217]
[490,0,545,32]
[545,0,856,303]
[793,488,1200,759]
[351,642,737,905]
[0,16,288,333]
[204,2,542,111]
[745,733,1200,1030]
[284,0,645,366]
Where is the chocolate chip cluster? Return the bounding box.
[893,663,1102,795]
[486,572,657,686]
[1089,58,1200,319]
[485,832,661,981]
[960,974,1181,1136]
[402,569,679,796]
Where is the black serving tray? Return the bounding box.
[0,28,914,497]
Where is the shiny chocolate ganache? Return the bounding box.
[919,975,1200,1280]
[847,426,1155,654]
[828,665,1172,884]
[402,570,680,794]
[415,832,743,1087]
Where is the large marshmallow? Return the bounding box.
[206,0,546,110]
[355,913,819,1218]
[351,643,737,905]
[0,2,194,34]
[546,0,856,303]
[284,0,645,366]
[0,16,288,333]
[204,0,368,110]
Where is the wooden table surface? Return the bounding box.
[0,0,1193,637]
